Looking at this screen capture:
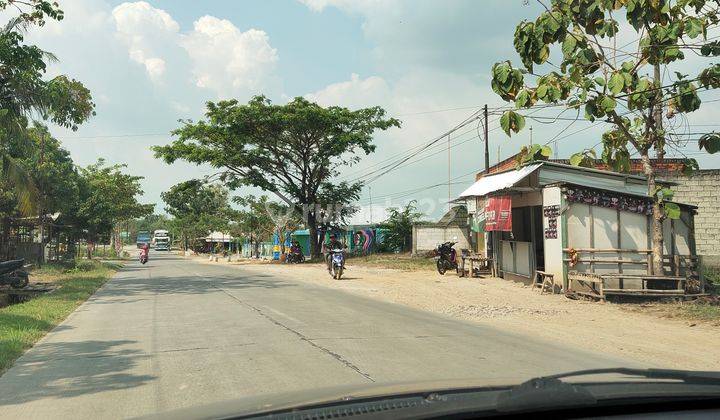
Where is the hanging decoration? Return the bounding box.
[564,186,652,215]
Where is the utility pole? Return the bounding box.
[483,104,489,172]
[529,126,533,146]
[447,133,451,209]
[368,186,373,224]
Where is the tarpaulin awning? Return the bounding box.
[458,163,541,198]
[205,232,234,242]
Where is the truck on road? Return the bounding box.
[136,231,151,248]
[153,229,170,251]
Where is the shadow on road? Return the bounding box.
[0,339,155,406]
[95,259,297,302]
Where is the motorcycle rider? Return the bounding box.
[325,234,345,272]
[140,242,149,263]
[288,240,303,262]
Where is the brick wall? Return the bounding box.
[663,170,720,263]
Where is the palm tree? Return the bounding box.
[0,17,94,215]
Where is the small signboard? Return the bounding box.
[484,196,512,232]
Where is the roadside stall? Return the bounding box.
[457,162,703,298]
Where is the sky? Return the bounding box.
[17,0,720,220]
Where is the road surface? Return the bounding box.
[0,254,637,418]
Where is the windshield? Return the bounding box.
[0,0,718,419]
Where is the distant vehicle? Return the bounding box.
[136,231,151,248]
[153,229,170,251]
[154,236,170,251]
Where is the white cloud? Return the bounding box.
[181,16,278,95]
[112,1,179,81]
[304,73,391,108]
[111,3,278,95]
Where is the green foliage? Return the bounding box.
[699,132,720,153]
[380,200,424,252]
[73,159,154,241]
[515,144,552,166]
[490,0,720,169]
[154,95,398,257]
[569,149,596,167]
[682,158,700,175]
[500,110,526,136]
[491,61,524,101]
[162,180,231,248]
[0,1,94,216]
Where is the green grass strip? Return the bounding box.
[0,261,118,374]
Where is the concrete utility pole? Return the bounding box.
[529,126,533,146]
[368,186,373,224]
[483,104,489,172]
[447,133,451,209]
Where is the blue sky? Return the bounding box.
[19,0,720,220]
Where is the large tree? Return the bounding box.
[0,0,94,214]
[73,159,153,256]
[491,0,720,274]
[161,180,231,252]
[154,96,399,258]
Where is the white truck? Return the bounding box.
[153,229,170,251]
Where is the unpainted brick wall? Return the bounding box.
[663,169,720,262]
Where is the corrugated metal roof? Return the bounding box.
[458,163,541,198]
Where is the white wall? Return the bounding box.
[412,225,471,254]
[542,186,564,287]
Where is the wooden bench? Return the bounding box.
[567,271,605,300]
[534,270,555,294]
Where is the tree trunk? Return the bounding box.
[640,151,664,275]
[307,216,321,260]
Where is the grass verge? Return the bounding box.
[346,252,436,271]
[0,260,119,374]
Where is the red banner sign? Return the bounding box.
[484,196,512,232]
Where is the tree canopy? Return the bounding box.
[154,95,399,257]
[161,180,231,250]
[72,159,154,242]
[0,0,95,215]
[490,0,720,273]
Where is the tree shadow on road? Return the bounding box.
[94,268,297,302]
[0,339,156,406]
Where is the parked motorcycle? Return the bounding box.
[286,248,305,264]
[0,259,30,289]
[328,249,345,280]
[435,241,458,275]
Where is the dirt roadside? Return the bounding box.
[191,254,719,371]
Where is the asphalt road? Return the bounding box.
[0,253,638,419]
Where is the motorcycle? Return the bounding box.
[328,249,345,280]
[286,248,305,264]
[435,241,458,275]
[0,259,30,289]
[139,251,148,265]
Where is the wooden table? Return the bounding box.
[459,254,494,278]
